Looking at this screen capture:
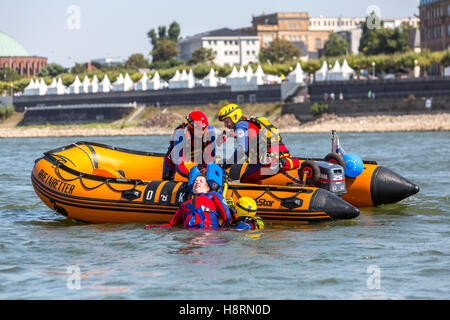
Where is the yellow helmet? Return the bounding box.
[218,104,242,123]
[235,197,257,218]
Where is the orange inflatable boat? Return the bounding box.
[31,141,361,224]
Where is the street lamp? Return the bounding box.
[372,61,376,78]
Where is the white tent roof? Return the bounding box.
[91,75,99,83]
[180,69,188,80]
[329,60,341,73]
[69,76,82,87]
[113,74,124,84]
[188,69,195,81]
[238,67,246,78]
[255,65,265,77]
[170,70,181,81]
[48,78,57,88]
[341,59,354,74]
[25,79,35,89]
[82,76,91,86]
[316,61,328,74]
[100,74,111,85]
[205,68,217,79]
[227,66,239,78]
[139,72,149,82]
[289,63,304,76]
[151,71,160,81]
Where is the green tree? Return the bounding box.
[37,63,66,77]
[0,67,22,82]
[70,63,87,74]
[360,14,410,56]
[151,39,179,63]
[323,33,350,57]
[189,48,215,65]
[168,21,181,42]
[259,38,301,64]
[148,21,182,63]
[441,50,450,67]
[124,53,149,70]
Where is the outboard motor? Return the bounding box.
[315,161,347,196]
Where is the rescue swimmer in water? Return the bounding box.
[145,164,230,229]
[145,163,265,230]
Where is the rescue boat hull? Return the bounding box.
[31,142,361,224]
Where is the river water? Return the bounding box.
[0,132,449,300]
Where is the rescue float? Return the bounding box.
[31,141,360,224]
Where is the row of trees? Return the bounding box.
[2,48,450,95]
[2,14,450,95]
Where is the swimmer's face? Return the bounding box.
[193,176,210,194]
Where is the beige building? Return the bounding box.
[238,12,331,60]
[238,12,421,60]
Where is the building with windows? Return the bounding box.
[238,12,420,59]
[177,28,260,66]
[0,31,47,77]
[239,12,330,60]
[419,0,450,51]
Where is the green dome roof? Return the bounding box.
[0,32,31,57]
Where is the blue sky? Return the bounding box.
[1,0,420,67]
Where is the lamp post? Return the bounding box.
[372,61,376,78]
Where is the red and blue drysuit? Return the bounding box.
[224,117,297,183]
[163,124,216,180]
[145,191,231,229]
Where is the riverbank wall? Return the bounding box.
[283,96,450,122]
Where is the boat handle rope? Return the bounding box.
[54,159,143,193]
[231,186,306,202]
[72,143,96,171]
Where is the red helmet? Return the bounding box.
[186,110,208,130]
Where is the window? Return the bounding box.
[237,95,245,104]
[249,94,257,104]
[448,5,450,16]
[316,38,321,49]
[448,24,450,36]
[235,40,238,45]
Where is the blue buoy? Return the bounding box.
[343,153,364,178]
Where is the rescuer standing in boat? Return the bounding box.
[217,104,299,183]
[163,110,216,180]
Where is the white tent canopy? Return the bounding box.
[288,63,306,84]
[249,65,265,86]
[327,60,343,81]
[169,69,195,89]
[135,72,149,91]
[68,76,82,94]
[24,79,37,96]
[340,59,355,80]
[202,68,219,87]
[148,71,161,90]
[315,61,328,82]
[37,79,47,96]
[81,76,91,94]
[88,75,99,93]
[99,74,111,93]
[112,73,134,91]
[46,78,66,95]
